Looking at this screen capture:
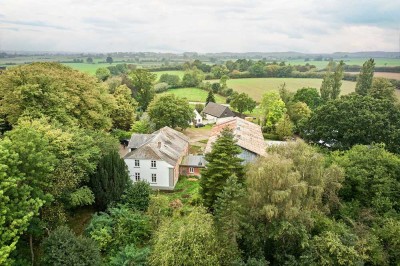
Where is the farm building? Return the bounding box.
[205,117,266,163]
[202,102,234,123]
[191,109,203,125]
[124,127,189,190]
[179,155,207,177]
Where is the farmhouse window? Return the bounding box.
[189,167,194,173]
[135,172,140,181]
[134,160,140,167]
[151,160,157,168]
[152,173,157,183]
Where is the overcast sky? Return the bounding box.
[0,0,399,53]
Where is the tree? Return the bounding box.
[96,67,111,81]
[214,175,245,263]
[230,93,257,114]
[355,58,375,96]
[89,150,130,210]
[86,57,93,63]
[320,62,334,101]
[302,95,400,153]
[368,77,396,101]
[260,92,286,130]
[108,245,150,266]
[249,61,265,77]
[275,114,294,140]
[211,82,221,93]
[206,90,216,104]
[331,60,344,99]
[129,69,156,111]
[148,94,194,130]
[279,83,294,105]
[333,144,400,214]
[181,69,205,87]
[211,65,229,79]
[159,74,180,87]
[41,226,101,266]
[111,85,137,130]
[195,103,205,113]
[200,128,244,210]
[121,180,152,212]
[220,75,229,90]
[106,56,113,64]
[150,208,222,266]
[0,139,44,265]
[0,63,115,130]
[293,87,322,110]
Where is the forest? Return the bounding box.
[0,58,399,266]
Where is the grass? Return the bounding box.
[158,87,226,103]
[284,58,400,69]
[161,176,201,211]
[63,63,117,75]
[217,78,357,102]
[152,70,186,80]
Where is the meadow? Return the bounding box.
[218,78,357,101]
[158,87,225,103]
[284,58,400,69]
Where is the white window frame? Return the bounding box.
[135,172,140,181]
[151,160,157,168]
[134,160,140,167]
[189,167,194,173]
[151,173,157,183]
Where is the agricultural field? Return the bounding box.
[158,87,225,103]
[152,70,186,80]
[217,78,357,102]
[346,71,400,81]
[63,63,117,75]
[284,58,400,69]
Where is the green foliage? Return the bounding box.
[195,103,205,113]
[303,95,400,153]
[181,69,205,87]
[129,69,156,111]
[121,180,152,212]
[89,150,130,210]
[206,90,216,104]
[230,92,257,114]
[41,226,101,266]
[148,94,194,130]
[331,60,345,99]
[355,58,375,96]
[131,119,152,134]
[146,194,172,229]
[108,245,150,266]
[293,87,321,110]
[369,77,396,101]
[111,85,137,130]
[200,128,244,210]
[287,101,311,128]
[96,67,111,81]
[0,62,115,130]
[211,65,229,79]
[278,83,294,105]
[86,207,151,255]
[275,114,293,140]
[260,92,286,130]
[333,144,400,214]
[375,218,400,264]
[0,138,44,264]
[69,186,95,207]
[159,73,180,87]
[149,207,222,266]
[320,62,333,101]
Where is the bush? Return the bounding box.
[154,82,170,93]
[108,245,150,266]
[121,181,152,212]
[41,226,101,266]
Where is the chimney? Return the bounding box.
[158,142,161,148]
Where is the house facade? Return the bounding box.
[202,102,234,123]
[179,155,206,177]
[190,109,203,126]
[124,127,189,190]
[205,117,266,163]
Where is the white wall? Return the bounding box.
[124,159,173,189]
[204,114,217,124]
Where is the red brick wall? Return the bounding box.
[179,166,203,177]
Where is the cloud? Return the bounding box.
[0,0,398,53]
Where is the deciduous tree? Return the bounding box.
[129,69,156,111]
[355,58,375,96]
[230,92,257,114]
[111,85,137,130]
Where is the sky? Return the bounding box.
[0,0,399,53]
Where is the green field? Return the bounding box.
[215,78,356,101]
[285,58,400,69]
[63,63,118,75]
[152,70,185,80]
[158,87,225,103]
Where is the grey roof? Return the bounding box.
[181,155,207,167]
[124,127,189,166]
[202,102,234,118]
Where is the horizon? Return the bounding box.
[1,0,399,53]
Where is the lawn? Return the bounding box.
[152,70,186,81]
[158,87,226,103]
[218,78,357,102]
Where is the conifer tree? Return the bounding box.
[89,150,130,210]
[206,90,216,104]
[355,58,375,96]
[200,128,244,210]
[331,60,344,99]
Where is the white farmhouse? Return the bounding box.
[193,109,203,125]
[124,127,189,190]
